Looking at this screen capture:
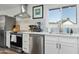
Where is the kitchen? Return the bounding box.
[0,4,79,54]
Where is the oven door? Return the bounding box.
[10,33,22,52]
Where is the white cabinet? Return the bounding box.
[77,37,79,54]
[22,33,29,53]
[45,41,59,54]
[45,35,59,54]
[59,43,77,54]
[45,35,78,54]
[60,44,77,54]
[6,31,10,48]
[59,36,78,54]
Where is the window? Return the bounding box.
[48,5,77,23]
[48,8,62,23]
[62,6,76,23]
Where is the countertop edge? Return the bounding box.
[6,31,79,37]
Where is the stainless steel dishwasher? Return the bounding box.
[29,34,45,54]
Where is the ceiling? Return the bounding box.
[0,4,20,11]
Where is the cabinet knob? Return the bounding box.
[56,43,58,48]
[59,44,61,49]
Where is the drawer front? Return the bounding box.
[61,42,77,47]
[45,40,58,45]
[23,42,29,53]
[23,40,29,44]
[23,41,29,48]
[45,35,59,42]
[23,34,29,42]
[59,36,77,44]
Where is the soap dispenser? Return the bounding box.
[37,22,42,32]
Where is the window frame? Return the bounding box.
[48,5,77,24]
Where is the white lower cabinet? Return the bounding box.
[59,43,77,54]
[6,31,10,48]
[45,35,59,54]
[45,35,78,54]
[60,45,77,54]
[45,41,59,54]
[22,33,29,53]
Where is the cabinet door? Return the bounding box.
[22,34,29,53]
[45,42,59,54]
[45,35,59,54]
[60,43,77,54]
[6,31,10,48]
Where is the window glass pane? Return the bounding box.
[48,9,62,23]
[62,6,76,23]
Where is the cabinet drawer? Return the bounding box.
[23,44,29,49]
[23,34,29,42]
[23,42,29,46]
[61,42,77,47]
[23,41,28,43]
[59,36,77,44]
[23,40,29,44]
[45,40,58,45]
[45,35,59,41]
[23,48,27,50]
[23,39,29,42]
[23,41,29,47]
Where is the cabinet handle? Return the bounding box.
[56,43,58,48]
[59,44,61,49]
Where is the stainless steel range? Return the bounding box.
[10,32,23,53]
